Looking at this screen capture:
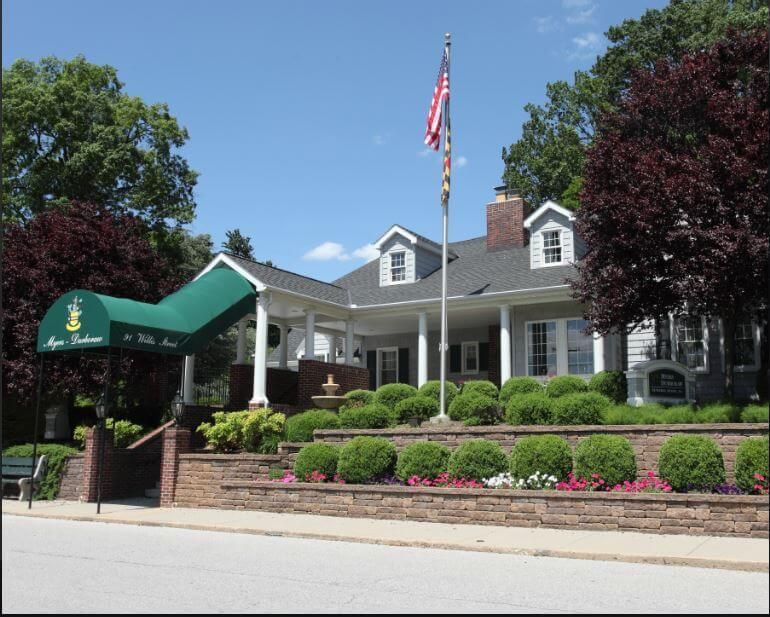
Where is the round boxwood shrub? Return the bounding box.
[336,436,397,483]
[574,435,637,486]
[338,403,395,429]
[394,396,439,423]
[285,410,340,442]
[552,392,611,425]
[448,392,499,425]
[460,380,499,400]
[545,375,588,398]
[658,435,726,492]
[509,435,573,481]
[395,442,451,481]
[505,392,554,425]
[293,443,340,480]
[340,389,375,411]
[734,436,769,493]
[418,380,459,408]
[374,383,418,411]
[447,439,508,481]
[499,376,543,407]
[588,370,627,404]
[741,404,769,423]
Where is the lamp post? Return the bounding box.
[171,391,185,426]
[94,393,109,515]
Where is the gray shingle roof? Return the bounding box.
[333,236,573,307]
[384,224,457,258]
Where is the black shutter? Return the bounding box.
[479,342,489,371]
[367,350,377,390]
[398,348,410,384]
[449,344,461,373]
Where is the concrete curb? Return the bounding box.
[5,510,767,573]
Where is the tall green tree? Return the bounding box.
[502,0,768,209]
[2,55,198,230]
[222,228,254,260]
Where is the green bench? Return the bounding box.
[2,456,48,501]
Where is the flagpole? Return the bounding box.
[434,32,451,423]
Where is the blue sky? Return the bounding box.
[4,0,666,281]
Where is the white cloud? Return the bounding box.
[455,156,468,168]
[352,243,380,262]
[562,0,592,7]
[417,147,434,157]
[372,134,389,146]
[567,31,603,60]
[566,4,597,24]
[303,242,351,262]
[533,15,560,34]
[573,32,600,49]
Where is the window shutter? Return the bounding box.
[479,342,489,371]
[367,350,377,390]
[398,348,410,384]
[449,345,461,373]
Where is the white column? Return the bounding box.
[278,325,289,369]
[499,305,512,383]
[326,333,337,363]
[183,354,195,404]
[304,310,316,359]
[418,312,428,387]
[510,307,516,376]
[593,332,605,374]
[345,321,355,366]
[235,319,248,364]
[250,293,271,406]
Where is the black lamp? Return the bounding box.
[95,394,109,421]
[171,391,185,425]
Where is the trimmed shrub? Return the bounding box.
[509,435,573,481]
[659,405,696,424]
[197,409,286,453]
[73,418,145,450]
[336,436,397,483]
[338,403,395,429]
[2,444,79,500]
[374,383,418,411]
[394,396,439,423]
[552,392,611,425]
[589,370,627,404]
[741,404,769,423]
[448,392,499,425]
[499,376,543,407]
[418,380,459,408]
[694,403,734,424]
[658,435,726,492]
[285,410,340,443]
[545,375,588,398]
[294,443,340,480]
[395,442,451,481]
[602,405,640,425]
[340,389,374,411]
[734,436,769,493]
[460,380,499,400]
[574,435,637,486]
[505,393,554,425]
[447,439,508,481]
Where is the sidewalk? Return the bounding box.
[4,498,768,572]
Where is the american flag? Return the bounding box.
[424,48,450,150]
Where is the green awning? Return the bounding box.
[37,267,256,355]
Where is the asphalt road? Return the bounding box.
[2,515,768,614]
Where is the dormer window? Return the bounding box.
[542,231,562,264]
[390,251,406,282]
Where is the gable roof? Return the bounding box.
[523,200,576,229]
[373,224,457,258]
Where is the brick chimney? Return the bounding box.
[486,185,530,251]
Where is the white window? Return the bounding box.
[461,342,479,375]
[542,230,562,265]
[734,320,760,370]
[377,347,398,387]
[527,321,558,377]
[390,251,406,282]
[675,316,708,372]
[567,319,594,375]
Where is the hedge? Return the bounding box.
[588,371,627,404]
[394,396,439,424]
[336,436,397,483]
[418,380,459,408]
[460,380,499,400]
[448,392,499,425]
[505,392,553,425]
[734,436,769,493]
[340,389,374,411]
[658,435,726,492]
[338,403,395,429]
[545,375,587,398]
[447,439,507,481]
[294,443,340,480]
[552,392,611,425]
[285,410,340,443]
[395,442,451,481]
[2,444,79,500]
[499,376,543,407]
[509,435,572,481]
[574,435,637,486]
[373,383,418,411]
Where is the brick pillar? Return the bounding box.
[229,364,253,407]
[81,427,115,502]
[488,325,501,387]
[159,426,192,507]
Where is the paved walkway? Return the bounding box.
[4,498,768,572]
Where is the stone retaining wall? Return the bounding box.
[314,423,769,482]
[173,481,769,539]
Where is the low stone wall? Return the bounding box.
[57,454,84,501]
[314,423,769,483]
[174,481,769,539]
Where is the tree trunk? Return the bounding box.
[722,316,737,403]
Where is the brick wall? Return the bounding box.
[314,423,770,483]
[160,427,192,507]
[229,364,252,407]
[486,196,530,251]
[57,454,84,501]
[267,368,299,405]
[296,359,370,410]
[176,481,769,539]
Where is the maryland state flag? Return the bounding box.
[441,118,451,205]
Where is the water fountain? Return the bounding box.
[311,374,347,410]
